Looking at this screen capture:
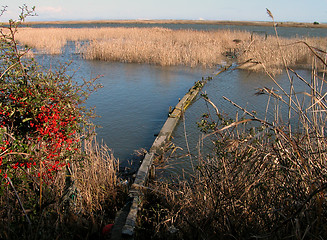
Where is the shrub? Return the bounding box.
[0,6,121,239]
[1,4,96,195]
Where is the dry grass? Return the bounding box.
[15,28,68,54]
[15,27,117,54]
[0,132,124,239]
[72,133,120,215]
[15,27,327,72]
[238,34,327,73]
[137,44,327,239]
[15,27,251,67]
[78,27,249,67]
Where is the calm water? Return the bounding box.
[33,23,325,168]
[85,62,209,164]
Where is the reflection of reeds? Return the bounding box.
[16,27,327,72]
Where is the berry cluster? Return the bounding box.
[0,83,80,183]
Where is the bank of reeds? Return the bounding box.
[71,133,121,218]
[15,27,327,73]
[137,38,327,239]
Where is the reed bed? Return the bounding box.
[15,27,327,72]
[16,28,68,54]
[78,28,250,67]
[15,27,115,54]
[16,27,251,67]
[72,133,120,215]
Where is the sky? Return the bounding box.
[1,0,327,23]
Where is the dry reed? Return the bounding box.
[238,34,327,73]
[15,27,327,72]
[72,133,120,214]
[78,27,248,67]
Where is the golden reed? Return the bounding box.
[16,27,327,73]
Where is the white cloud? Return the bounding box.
[37,6,63,14]
[31,6,67,20]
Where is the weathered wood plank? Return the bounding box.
[119,79,206,239]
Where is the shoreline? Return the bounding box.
[16,19,327,29]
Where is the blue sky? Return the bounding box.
[1,0,327,23]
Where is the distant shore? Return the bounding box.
[18,19,327,28]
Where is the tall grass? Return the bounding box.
[72,133,120,215]
[16,28,68,54]
[15,27,327,72]
[78,28,248,67]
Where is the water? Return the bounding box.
[86,61,210,163]
[31,23,326,167]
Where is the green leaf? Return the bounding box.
[9,109,15,117]
[22,118,32,123]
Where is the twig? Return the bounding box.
[181,105,194,172]
[7,176,32,226]
[220,96,309,174]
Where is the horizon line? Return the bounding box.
[15,19,327,28]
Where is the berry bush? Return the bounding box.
[0,5,99,219]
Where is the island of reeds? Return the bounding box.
[14,25,327,74]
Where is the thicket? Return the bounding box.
[0,6,123,239]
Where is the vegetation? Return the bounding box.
[0,6,124,239]
[137,11,327,240]
[15,26,327,74]
[2,5,327,239]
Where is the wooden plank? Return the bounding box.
[120,79,206,239]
